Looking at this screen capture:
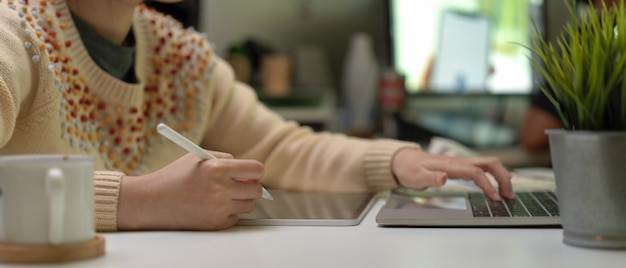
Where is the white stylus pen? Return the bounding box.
[156,123,273,200]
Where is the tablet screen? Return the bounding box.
[238,190,376,226]
[430,10,491,93]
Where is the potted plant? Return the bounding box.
[527,0,626,248]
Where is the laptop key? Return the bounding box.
[469,193,493,217]
[487,201,511,217]
[547,191,558,201]
[504,199,530,217]
[532,192,559,216]
[521,201,549,216]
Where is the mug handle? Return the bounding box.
[45,168,65,246]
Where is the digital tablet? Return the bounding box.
[430,10,491,93]
[238,190,376,226]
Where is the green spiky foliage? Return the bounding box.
[528,0,626,130]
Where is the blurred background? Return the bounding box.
[145,0,577,168]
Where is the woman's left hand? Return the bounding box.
[391,148,514,201]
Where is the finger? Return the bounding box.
[223,159,264,179]
[492,171,514,199]
[206,150,234,159]
[233,178,260,183]
[490,173,514,199]
[230,199,256,214]
[429,161,500,201]
[203,159,264,181]
[402,170,447,190]
[223,215,239,229]
[228,180,263,200]
[467,172,500,201]
[462,157,514,199]
[206,215,239,231]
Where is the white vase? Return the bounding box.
[342,33,379,135]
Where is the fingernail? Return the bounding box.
[492,192,501,201]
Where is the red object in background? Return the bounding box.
[378,68,405,113]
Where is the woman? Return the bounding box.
[0,0,513,231]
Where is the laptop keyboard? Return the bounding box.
[468,191,559,217]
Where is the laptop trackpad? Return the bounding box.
[383,193,472,219]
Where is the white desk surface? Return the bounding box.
[5,199,626,268]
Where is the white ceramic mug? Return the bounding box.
[0,155,95,246]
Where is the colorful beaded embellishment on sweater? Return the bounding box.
[4,0,215,175]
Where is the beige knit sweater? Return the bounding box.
[0,0,419,231]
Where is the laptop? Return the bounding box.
[376,188,560,227]
[239,190,376,226]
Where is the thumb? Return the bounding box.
[402,171,448,190]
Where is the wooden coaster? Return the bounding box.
[0,234,105,263]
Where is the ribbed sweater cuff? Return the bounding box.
[94,171,124,232]
[364,140,421,191]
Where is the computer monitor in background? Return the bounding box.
[388,0,545,94]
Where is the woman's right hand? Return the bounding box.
[116,152,264,231]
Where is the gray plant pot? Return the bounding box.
[546,129,626,249]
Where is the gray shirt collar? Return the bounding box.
[71,12,137,83]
